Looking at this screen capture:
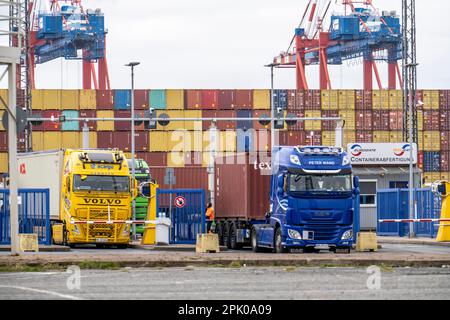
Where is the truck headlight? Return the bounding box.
[341,230,353,240]
[342,156,351,166]
[290,155,301,166]
[288,229,302,240]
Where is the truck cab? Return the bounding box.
[252,146,359,253]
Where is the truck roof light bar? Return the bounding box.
[296,146,343,155]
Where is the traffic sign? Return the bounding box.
[174,196,186,209]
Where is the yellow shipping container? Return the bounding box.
[184,110,202,131]
[322,90,339,110]
[166,89,184,110]
[167,151,185,167]
[423,173,432,185]
[305,111,321,131]
[0,153,8,173]
[96,111,114,131]
[431,173,441,182]
[380,90,390,109]
[41,89,62,110]
[167,131,186,152]
[61,90,79,109]
[79,90,97,110]
[344,131,356,146]
[338,90,355,110]
[418,132,424,150]
[423,131,440,151]
[389,90,403,110]
[338,110,355,130]
[149,131,168,152]
[43,132,62,150]
[440,173,450,181]
[423,90,439,110]
[373,131,390,143]
[253,89,271,110]
[78,132,97,149]
[31,89,44,110]
[322,131,336,146]
[0,89,8,110]
[0,111,4,131]
[389,131,402,143]
[417,110,423,131]
[218,131,237,152]
[157,110,185,131]
[61,132,80,149]
[32,132,44,151]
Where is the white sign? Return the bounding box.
[347,143,417,165]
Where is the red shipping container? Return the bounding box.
[305,131,322,146]
[79,110,96,131]
[418,151,423,170]
[215,154,271,220]
[305,90,321,110]
[17,132,26,152]
[42,110,61,131]
[389,111,403,131]
[97,131,114,149]
[184,152,203,167]
[112,131,148,152]
[218,90,235,110]
[279,131,306,146]
[322,110,338,131]
[149,167,208,190]
[356,131,373,143]
[185,90,202,109]
[295,90,307,109]
[96,90,114,110]
[286,110,305,131]
[356,111,373,131]
[373,110,389,130]
[441,131,450,151]
[235,90,253,109]
[202,110,236,131]
[142,152,167,167]
[253,110,272,130]
[423,111,440,131]
[440,111,450,131]
[114,110,146,131]
[134,90,149,110]
[201,90,219,109]
[0,132,7,152]
[441,152,450,172]
[287,90,298,110]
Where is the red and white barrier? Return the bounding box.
[379,219,450,223]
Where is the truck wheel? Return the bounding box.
[251,228,262,253]
[274,228,287,254]
[223,222,231,249]
[229,223,242,250]
[217,222,224,246]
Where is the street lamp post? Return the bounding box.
[125,62,140,241]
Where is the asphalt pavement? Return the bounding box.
[1,266,450,300]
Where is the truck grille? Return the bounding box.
[305,221,341,241]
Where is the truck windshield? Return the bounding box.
[73,175,130,193]
[288,174,352,194]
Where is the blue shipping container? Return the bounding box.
[236,110,253,131]
[423,152,440,172]
[273,89,288,110]
[114,90,131,110]
[236,130,254,153]
[150,90,167,110]
[377,188,440,238]
[61,110,80,131]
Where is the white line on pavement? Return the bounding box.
[0,285,82,300]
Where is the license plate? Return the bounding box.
[96,238,109,243]
[315,244,330,250]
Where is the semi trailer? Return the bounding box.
[17,149,135,247]
[214,146,360,253]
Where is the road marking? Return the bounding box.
[0,285,82,300]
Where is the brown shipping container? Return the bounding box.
[17,132,26,152]
[142,152,167,167]
[235,90,253,109]
[356,131,373,143]
[42,110,61,131]
[0,132,6,152]
[286,110,305,131]
[356,111,373,131]
[134,90,149,110]
[112,132,148,152]
[201,90,219,109]
[96,90,114,109]
[441,152,450,172]
[440,111,450,131]
[79,110,96,131]
[114,110,146,131]
[185,90,202,109]
[439,90,448,109]
[97,131,114,149]
[253,110,272,130]
[287,90,297,110]
[149,167,208,190]
[218,90,235,110]
[295,91,306,109]
[305,90,321,110]
[215,154,271,220]
[389,111,403,131]
[184,151,203,167]
[441,131,450,151]
[279,131,306,146]
[201,110,236,131]
[322,110,339,131]
[424,111,440,131]
[372,110,389,131]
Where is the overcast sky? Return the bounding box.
[23,0,450,89]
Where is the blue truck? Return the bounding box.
[214,146,360,254]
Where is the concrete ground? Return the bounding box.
[0,266,449,300]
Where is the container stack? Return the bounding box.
[0,88,448,186]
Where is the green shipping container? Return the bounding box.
[61,110,80,131]
[150,89,167,110]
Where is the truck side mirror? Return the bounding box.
[277,174,285,197]
[438,183,447,196]
[353,176,360,195]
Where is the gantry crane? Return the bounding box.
[272,0,403,90]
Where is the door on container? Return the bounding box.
[156,189,205,244]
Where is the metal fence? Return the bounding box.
[377,188,441,238]
[0,189,51,245]
[156,189,205,244]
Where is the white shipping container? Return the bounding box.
[17,150,64,219]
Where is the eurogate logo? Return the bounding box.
[350,144,363,157]
[393,144,411,157]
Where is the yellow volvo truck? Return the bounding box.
[18,149,135,248]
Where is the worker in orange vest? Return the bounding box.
[205,202,215,233]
